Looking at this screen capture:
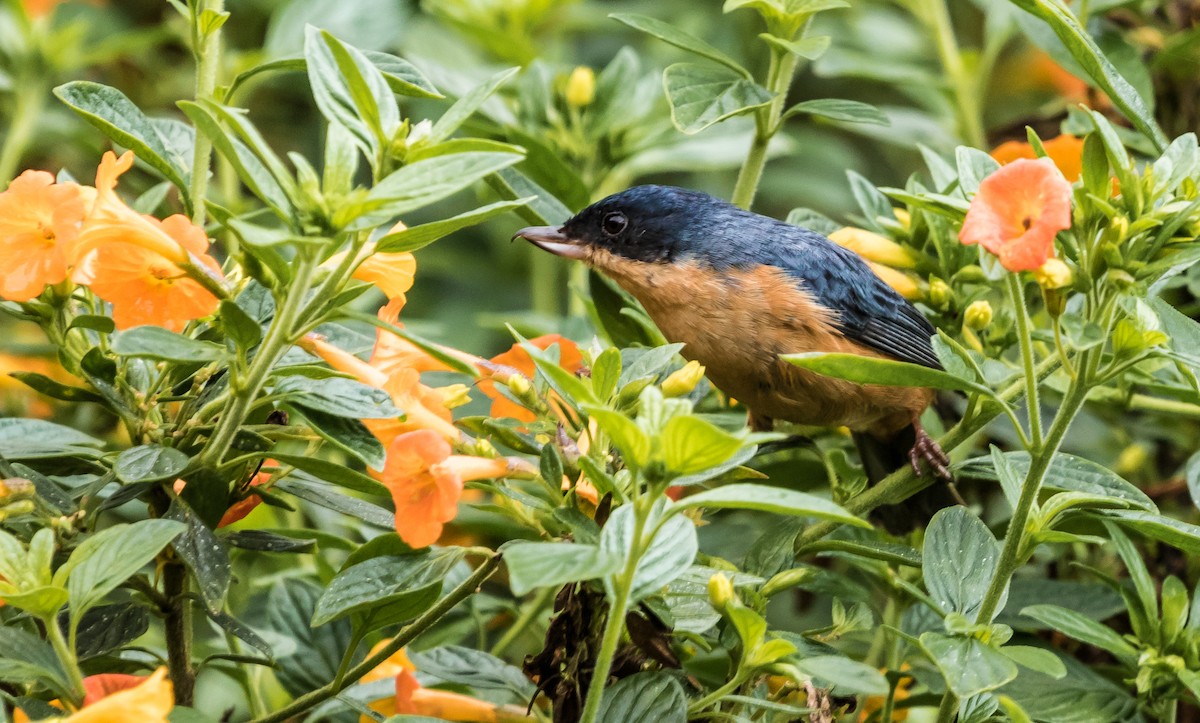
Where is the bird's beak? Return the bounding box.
[512,226,589,260]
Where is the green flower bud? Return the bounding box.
[964,300,993,330]
[707,573,735,611]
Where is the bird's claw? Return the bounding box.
[908,427,952,480]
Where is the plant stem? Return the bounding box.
[688,672,748,714]
[247,554,501,723]
[1007,274,1042,448]
[0,80,46,184]
[44,616,85,706]
[490,585,555,657]
[934,689,958,723]
[163,560,197,706]
[578,503,650,723]
[924,0,985,148]
[972,378,1089,625]
[731,46,801,210]
[188,0,225,225]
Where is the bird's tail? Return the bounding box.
[852,427,958,534]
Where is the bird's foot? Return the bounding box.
[908,424,951,480]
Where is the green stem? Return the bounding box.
[0,80,47,184]
[730,45,802,210]
[925,0,985,148]
[332,628,365,688]
[188,0,225,224]
[163,560,197,706]
[688,672,749,714]
[248,554,501,723]
[1007,274,1042,448]
[44,616,85,707]
[490,585,555,657]
[934,689,958,723]
[972,378,1089,625]
[578,503,650,723]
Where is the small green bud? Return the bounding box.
[707,573,735,611]
[760,567,812,597]
[927,277,951,309]
[964,300,993,330]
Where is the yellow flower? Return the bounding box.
[867,262,921,301]
[1033,258,1072,290]
[662,360,704,397]
[565,66,596,107]
[829,227,918,269]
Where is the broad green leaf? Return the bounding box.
[312,549,462,628]
[113,445,190,484]
[674,483,868,527]
[503,542,621,596]
[661,415,746,475]
[597,671,687,723]
[1018,605,1139,664]
[374,198,532,253]
[361,50,442,98]
[62,520,186,623]
[264,579,353,697]
[956,146,1001,196]
[783,352,993,396]
[223,530,316,553]
[1153,296,1200,380]
[1008,0,1167,152]
[783,98,887,125]
[73,603,151,659]
[611,14,749,77]
[290,407,385,469]
[1101,509,1200,554]
[54,81,191,205]
[408,646,534,699]
[1000,645,1067,678]
[663,62,773,134]
[759,33,831,60]
[0,628,71,700]
[273,473,392,527]
[304,26,398,160]
[788,655,888,696]
[920,632,1019,698]
[601,503,697,603]
[111,326,224,362]
[955,451,1155,511]
[923,507,1003,621]
[345,151,523,229]
[273,375,400,419]
[429,67,520,144]
[0,419,103,456]
[997,579,1124,632]
[1000,653,1140,723]
[166,498,232,614]
[219,299,262,351]
[267,453,388,496]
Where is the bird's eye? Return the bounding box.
[601,212,628,237]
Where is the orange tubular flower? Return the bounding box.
[383,430,508,548]
[354,247,416,304]
[479,335,584,423]
[15,668,173,723]
[371,299,456,375]
[959,158,1073,272]
[70,152,224,332]
[217,462,275,528]
[991,134,1086,183]
[0,170,91,301]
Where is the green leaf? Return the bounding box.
[374,198,531,253]
[346,151,524,229]
[111,326,224,362]
[290,407,385,469]
[956,146,1001,196]
[61,520,186,623]
[759,33,831,60]
[955,451,1155,511]
[0,628,71,699]
[53,81,191,206]
[660,415,747,475]
[267,453,387,496]
[264,579,353,697]
[166,498,232,614]
[1018,605,1139,664]
[362,50,442,98]
[273,375,399,419]
[503,542,621,596]
[0,419,103,459]
[674,483,868,527]
[312,549,462,628]
[783,98,887,125]
[7,372,104,404]
[788,655,889,696]
[783,352,992,395]
[429,67,520,144]
[610,14,750,77]
[997,579,1124,632]
[1000,653,1140,723]
[601,503,698,602]
[73,603,151,659]
[409,646,534,699]
[304,26,399,160]
[923,507,1003,621]
[1000,645,1067,678]
[219,299,262,351]
[1101,509,1200,554]
[113,444,190,484]
[274,473,393,528]
[597,671,687,723]
[1008,0,1167,152]
[663,62,773,134]
[920,632,1019,698]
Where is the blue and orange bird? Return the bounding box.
[515,185,952,502]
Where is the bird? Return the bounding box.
[513,185,953,512]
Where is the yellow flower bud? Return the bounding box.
[964,300,993,330]
[1114,443,1150,476]
[707,573,735,611]
[434,383,472,409]
[0,477,34,503]
[828,227,919,269]
[1033,258,1073,290]
[760,567,812,597]
[893,208,912,229]
[1112,215,1130,244]
[661,360,705,397]
[927,277,951,309]
[565,66,596,108]
[506,373,532,398]
[867,262,922,300]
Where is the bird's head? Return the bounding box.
[514,185,740,266]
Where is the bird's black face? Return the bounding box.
[514,185,726,265]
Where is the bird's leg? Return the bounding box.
[908,414,952,480]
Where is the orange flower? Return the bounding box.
[991,134,1086,183]
[217,462,275,527]
[22,0,69,18]
[71,152,224,332]
[354,247,416,304]
[959,158,1072,272]
[479,335,584,422]
[15,668,172,723]
[382,430,508,548]
[371,299,456,375]
[0,170,91,301]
